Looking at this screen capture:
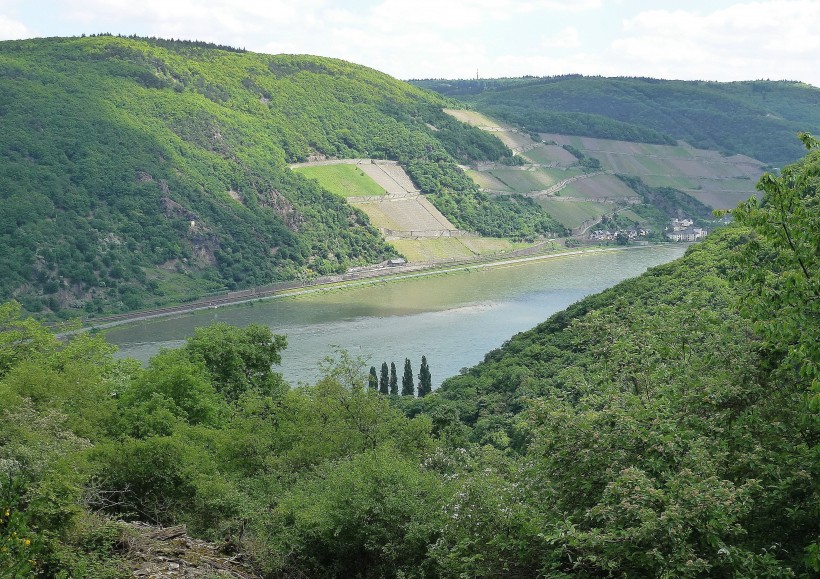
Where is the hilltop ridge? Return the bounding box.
[413,75,820,166]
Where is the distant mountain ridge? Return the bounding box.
[412,76,820,166]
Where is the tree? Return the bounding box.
[402,358,414,396]
[389,362,398,395]
[184,323,287,402]
[731,132,820,406]
[368,366,378,391]
[119,349,223,433]
[417,356,432,398]
[0,301,57,379]
[379,362,389,395]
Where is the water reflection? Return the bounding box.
[107,246,687,388]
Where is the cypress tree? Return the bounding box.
[379,361,389,394]
[389,362,398,395]
[402,358,414,396]
[368,366,378,390]
[418,355,432,397]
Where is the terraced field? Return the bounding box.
[465,169,512,192]
[291,158,518,261]
[520,144,578,166]
[484,167,559,192]
[535,199,611,229]
[356,196,456,232]
[558,174,638,200]
[540,133,766,209]
[442,108,501,128]
[360,162,420,194]
[390,238,516,261]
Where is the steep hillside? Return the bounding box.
[413,76,820,166]
[0,35,558,317]
[447,109,746,236]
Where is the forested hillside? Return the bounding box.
[1,138,816,577]
[414,76,820,166]
[0,35,560,317]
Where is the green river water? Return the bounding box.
[107,245,688,388]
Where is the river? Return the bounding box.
[106,245,688,388]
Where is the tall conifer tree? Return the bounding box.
[402,358,414,396]
[379,361,389,394]
[418,355,432,397]
[368,366,378,390]
[389,362,398,395]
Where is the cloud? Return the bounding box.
[59,0,323,39]
[611,1,820,83]
[0,14,30,39]
[368,0,601,31]
[541,26,580,49]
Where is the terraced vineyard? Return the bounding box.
[447,109,765,234]
[543,133,765,210]
[293,160,519,260]
[534,199,611,230]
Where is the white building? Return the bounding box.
[666,227,707,242]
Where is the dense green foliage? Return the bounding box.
[406,158,563,239]
[1,142,817,577]
[0,35,558,317]
[413,75,820,166]
[596,174,717,238]
[731,132,820,405]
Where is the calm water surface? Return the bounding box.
[107,245,688,388]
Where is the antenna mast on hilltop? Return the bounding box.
[476,68,479,80]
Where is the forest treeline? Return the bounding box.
[413,75,820,166]
[1,137,817,577]
[0,36,561,318]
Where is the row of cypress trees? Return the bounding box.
[368,356,432,397]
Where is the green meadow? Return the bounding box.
[293,164,387,198]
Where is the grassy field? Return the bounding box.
[351,197,456,231]
[389,236,522,261]
[352,203,402,230]
[685,188,757,210]
[521,144,577,167]
[390,238,479,261]
[485,168,557,193]
[459,237,522,254]
[466,170,512,192]
[641,175,704,190]
[543,134,694,158]
[535,199,611,229]
[442,108,503,127]
[560,174,638,200]
[293,164,386,198]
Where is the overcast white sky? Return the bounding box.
[1,1,818,86]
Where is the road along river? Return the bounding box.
[106,244,688,389]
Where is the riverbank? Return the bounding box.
[73,242,679,333]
